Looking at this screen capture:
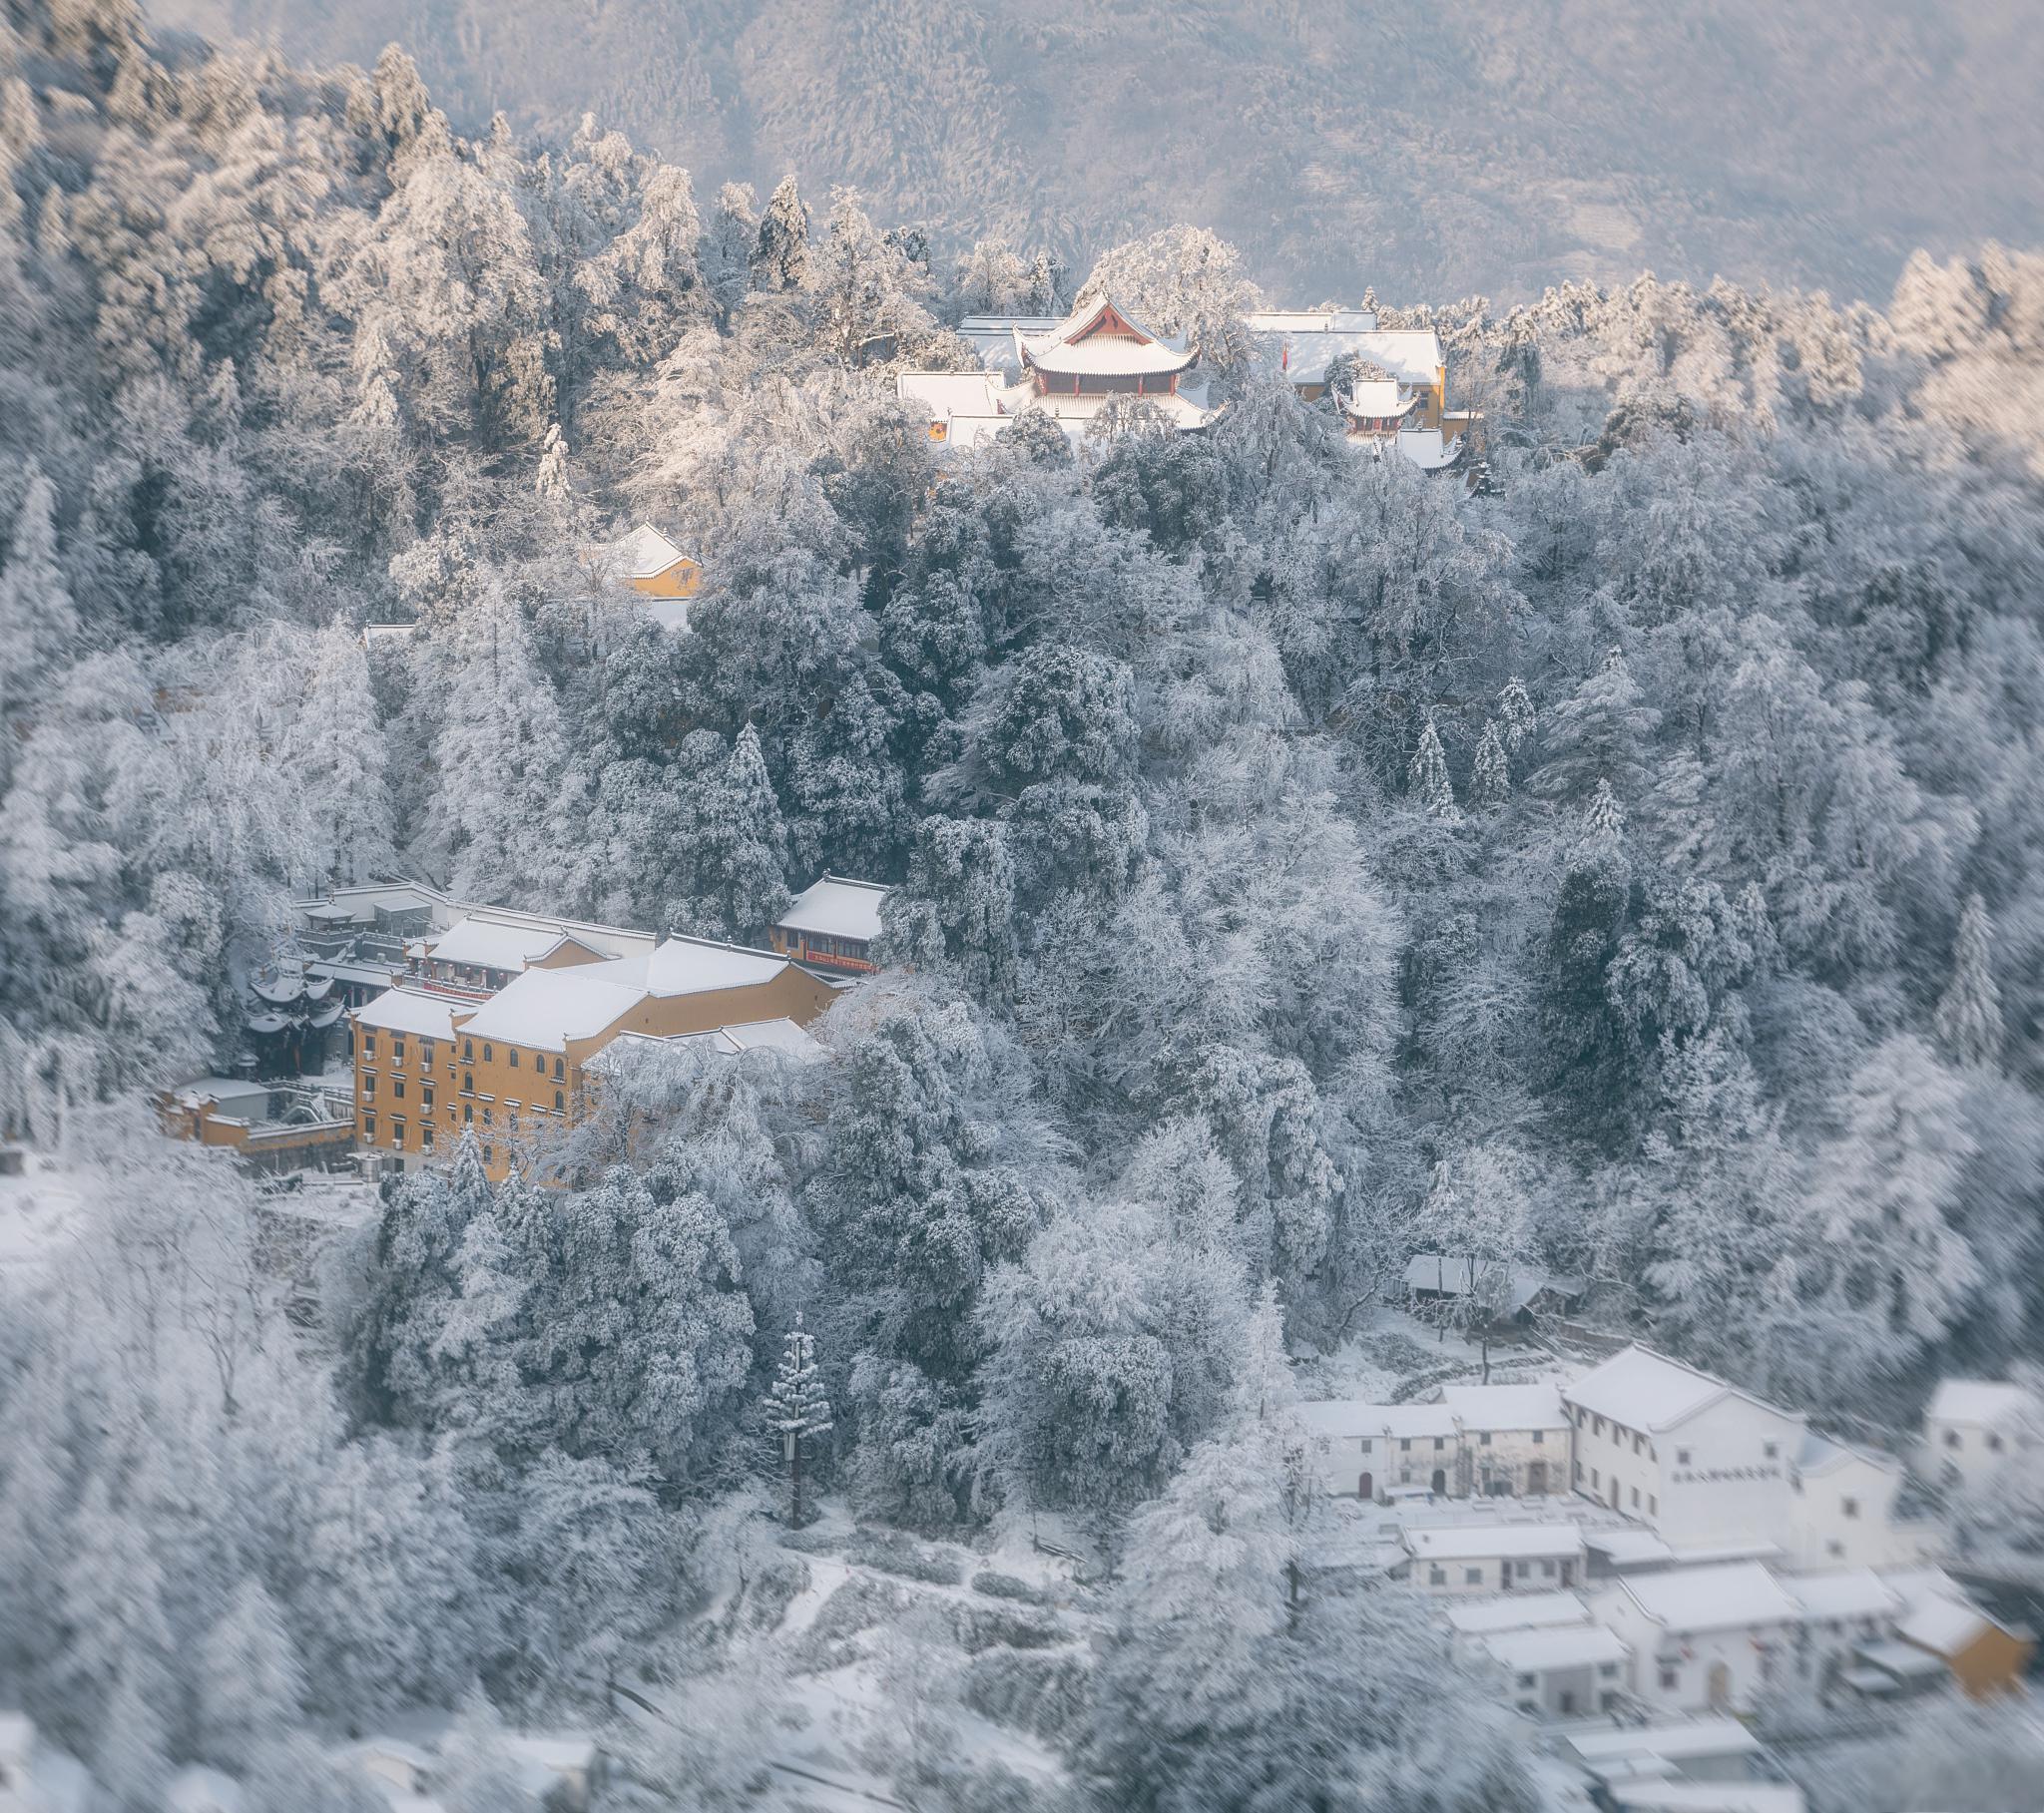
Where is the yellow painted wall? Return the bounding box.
[354,963,834,1179]
[629,558,702,601]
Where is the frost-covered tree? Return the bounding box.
[195,1577,307,1771]
[291,621,396,886]
[766,1311,832,1528]
[1408,713,1461,821]
[1936,891,2004,1068]
[1801,1034,1980,1367]
[672,721,789,942]
[0,468,77,730]
[1412,1147,1538,1379]
[751,173,809,293]
[1470,717,1511,810]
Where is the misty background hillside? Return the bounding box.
[143,0,2044,304]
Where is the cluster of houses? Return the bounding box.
[163,876,890,1183]
[896,298,1480,469]
[1302,1342,2040,1808]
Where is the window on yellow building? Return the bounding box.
[463,1072,473,1094]
[510,1049,520,1069]
[554,1090,565,1113]
[391,1119,405,1147]
[482,1044,493,1063]
[391,1039,405,1067]
[422,1086,434,1111]
[553,1057,564,1081]
[463,1039,473,1062]
[363,1113,376,1141]
[363,1035,376,1061]
[363,1074,376,1099]
[421,1039,435,1066]
[421,1123,434,1150]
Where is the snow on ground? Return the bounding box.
[0,1148,89,1277]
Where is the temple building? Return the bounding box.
[770,876,890,977]
[601,523,701,631]
[1246,307,1480,470]
[350,931,836,1181]
[898,297,1215,449]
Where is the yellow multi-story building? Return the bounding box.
[351,925,835,1181]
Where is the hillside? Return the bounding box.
[144,0,2044,303]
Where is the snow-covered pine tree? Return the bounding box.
[1408,714,1461,822]
[1498,676,1536,751]
[751,173,809,293]
[292,621,396,887]
[1585,776,1626,842]
[674,721,789,942]
[1470,717,1511,811]
[766,1311,831,1528]
[1935,892,2004,1069]
[0,467,78,732]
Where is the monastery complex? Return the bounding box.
[898,298,1480,470]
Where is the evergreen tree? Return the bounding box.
[674,722,790,942]
[0,468,77,731]
[292,621,396,887]
[195,1577,307,1770]
[1408,714,1461,821]
[751,174,809,293]
[766,1311,832,1528]
[1936,892,2004,1069]
[1470,717,1511,810]
[1803,1034,1980,1364]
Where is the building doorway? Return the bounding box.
[1431,1468,1447,1495]
[1527,1461,1548,1496]
[1358,1472,1373,1501]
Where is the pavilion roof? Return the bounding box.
[1019,298,1195,377]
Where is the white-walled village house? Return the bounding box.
[1922,1379,2038,1495]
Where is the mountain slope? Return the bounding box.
[144,0,2044,302]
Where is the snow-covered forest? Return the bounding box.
[6,0,2044,1806]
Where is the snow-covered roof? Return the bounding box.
[1897,1593,1994,1655]
[1295,1398,1459,1442]
[1606,1785,1805,1813]
[454,967,646,1053]
[898,370,1007,418]
[1446,1591,1589,1636]
[1484,1622,1629,1673]
[643,936,791,998]
[1406,1524,1584,1563]
[352,988,460,1040]
[1391,427,1465,471]
[720,1018,827,1061]
[1783,1570,1901,1622]
[1440,1382,1571,1432]
[1563,1345,1800,1435]
[1338,380,1413,418]
[1245,308,1380,334]
[1854,1638,1948,1679]
[777,876,889,944]
[1927,1378,2037,1429]
[609,523,692,581]
[1254,322,1443,388]
[1403,1254,1567,1313]
[425,917,600,973]
[168,1765,245,1813]
[171,1076,270,1111]
[1795,1431,1897,1478]
[1612,1562,1801,1633]
[1019,298,1195,377]
[1566,1721,1761,1766]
